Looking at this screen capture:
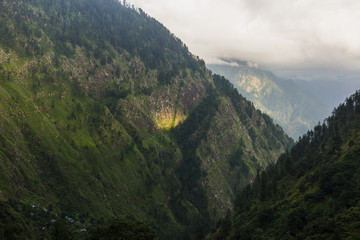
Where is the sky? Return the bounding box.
[127,0,360,85]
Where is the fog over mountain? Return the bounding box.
[128,0,360,88]
[208,60,330,139]
[294,79,358,111]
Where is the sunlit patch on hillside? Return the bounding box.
[154,108,186,130]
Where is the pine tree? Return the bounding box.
[259,171,268,201]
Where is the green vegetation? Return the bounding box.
[86,219,157,240]
[0,0,292,239]
[208,91,360,239]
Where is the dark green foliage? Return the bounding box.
[208,210,232,240]
[86,219,157,240]
[209,90,360,239]
[6,0,201,73]
[259,171,268,201]
[172,95,219,230]
[0,202,33,240]
[3,223,32,240]
[0,200,82,240]
[213,74,252,124]
[71,79,85,98]
[212,74,291,146]
[158,69,178,85]
[256,206,274,226]
[284,204,307,236]
[229,148,244,170]
[51,221,74,240]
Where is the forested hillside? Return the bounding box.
[208,90,360,240]
[0,0,292,239]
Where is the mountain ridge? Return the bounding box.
[208,60,330,139]
[207,90,360,240]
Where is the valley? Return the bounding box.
[0,0,359,239]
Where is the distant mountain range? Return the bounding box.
[208,60,330,139]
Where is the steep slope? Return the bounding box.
[208,60,329,139]
[0,0,292,239]
[208,90,360,240]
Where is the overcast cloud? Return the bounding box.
[127,0,360,83]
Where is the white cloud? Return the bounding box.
[128,0,360,81]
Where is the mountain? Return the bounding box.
[208,90,360,240]
[208,60,330,139]
[0,0,292,239]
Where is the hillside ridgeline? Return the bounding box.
[208,90,360,240]
[208,60,329,139]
